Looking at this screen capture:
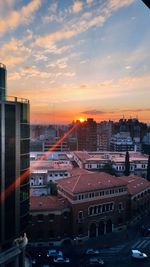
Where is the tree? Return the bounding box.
[47,180,58,195]
[147,154,150,181]
[100,163,116,176]
[125,151,130,176]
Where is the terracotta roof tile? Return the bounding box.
[120,175,150,195]
[57,172,127,193]
[30,195,69,211]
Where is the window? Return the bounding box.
[102,205,105,213]
[37,214,44,221]
[78,211,83,219]
[118,203,123,210]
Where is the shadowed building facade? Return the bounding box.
[0,63,30,267]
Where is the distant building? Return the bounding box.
[142,131,150,155]
[0,63,30,267]
[73,151,149,178]
[110,132,134,151]
[29,152,72,195]
[43,138,69,152]
[97,121,113,151]
[76,118,97,151]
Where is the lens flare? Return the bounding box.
[0,122,79,203]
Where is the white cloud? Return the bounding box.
[49,2,58,14]
[8,72,22,81]
[35,0,134,49]
[86,0,94,4]
[4,56,24,66]
[0,0,42,34]
[1,38,31,54]
[47,58,68,69]
[72,1,83,13]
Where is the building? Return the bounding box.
[110,132,134,152]
[76,118,97,151]
[57,172,129,238]
[97,121,113,151]
[30,152,72,195]
[73,151,149,178]
[0,63,30,267]
[121,176,150,221]
[27,170,150,243]
[142,131,150,155]
[28,196,71,243]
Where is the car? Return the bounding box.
[85,249,100,255]
[140,225,150,236]
[47,249,63,258]
[53,256,70,263]
[131,249,148,259]
[87,257,105,266]
[32,258,37,265]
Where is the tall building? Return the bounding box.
[77,118,97,151]
[97,121,113,151]
[110,132,134,152]
[0,63,30,267]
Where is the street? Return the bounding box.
[27,214,150,267]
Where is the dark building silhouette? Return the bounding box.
[76,118,97,151]
[0,63,30,267]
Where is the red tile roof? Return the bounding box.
[73,151,91,161]
[57,172,127,194]
[30,195,69,211]
[120,176,150,195]
[69,168,92,176]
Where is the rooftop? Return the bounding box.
[120,175,150,195]
[57,172,127,194]
[30,195,69,211]
[73,151,148,163]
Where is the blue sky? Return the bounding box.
[0,0,149,123]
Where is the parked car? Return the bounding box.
[53,256,70,263]
[85,249,100,255]
[131,250,148,259]
[87,257,105,266]
[47,249,63,258]
[140,225,150,236]
[32,258,37,265]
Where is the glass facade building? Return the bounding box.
[0,63,30,267]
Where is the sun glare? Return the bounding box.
[78,118,85,123]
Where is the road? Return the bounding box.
[27,213,150,267]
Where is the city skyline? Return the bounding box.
[0,0,150,124]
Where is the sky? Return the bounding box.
[0,0,150,124]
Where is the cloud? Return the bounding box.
[125,65,132,69]
[44,44,72,54]
[1,38,31,55]
[81,108,150,117]
[4,56,24,66]
[72,1,83,13]
[0,0,41,34]
[35,0,134,49]
[47,58,68,69]
[122,108,150,113]
[49,2,58,14]
[8,72,22,81]
[34,54,48,62]
[82,109,106,115]
[87,0,94,5]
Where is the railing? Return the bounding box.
[0,95,29,103]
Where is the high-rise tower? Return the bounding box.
[0,63,30,267]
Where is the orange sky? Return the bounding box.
[1,0,149,124]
